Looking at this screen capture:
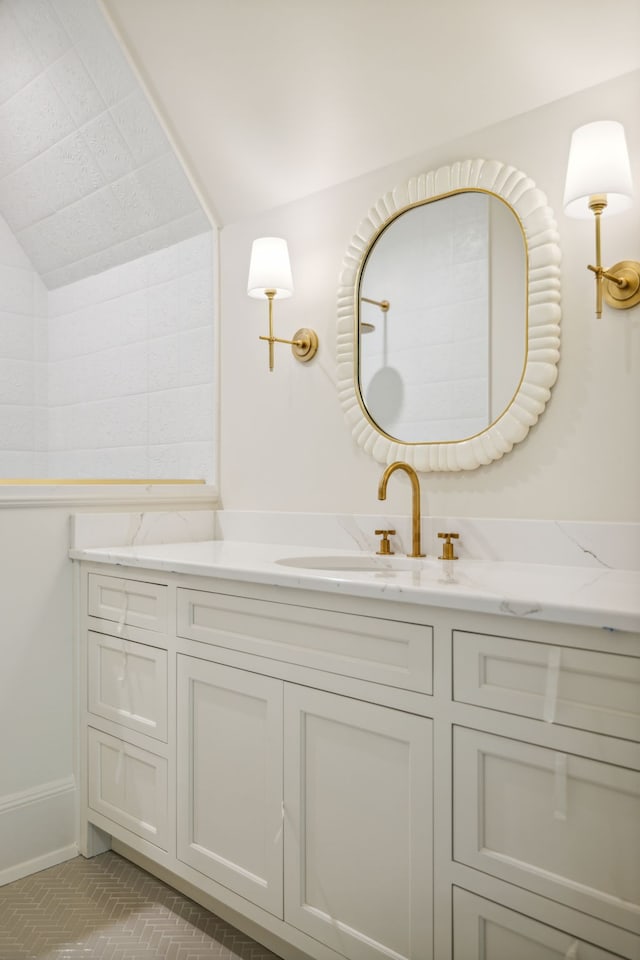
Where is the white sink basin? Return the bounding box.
[275,554,422,572]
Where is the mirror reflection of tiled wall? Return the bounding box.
[360,194,490,443]
[0,0,214,480]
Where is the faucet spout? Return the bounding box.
[377,462,425,558]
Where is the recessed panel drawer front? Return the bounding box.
[453,631,640,741]
[87,727,168,851]
[87,631,168,741]
[88,574,167,638]
[453,727,640,933]
[453,888,629,959]
[176,588,432,693]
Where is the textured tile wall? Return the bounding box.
[359,193,489,442]
[46,231,215,479]
[0,0,210,289]
[0,214,47,475]
[0,216,215,480]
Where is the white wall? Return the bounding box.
[0,214,48,476]
[0,505,76,882]
[219,70,640,523]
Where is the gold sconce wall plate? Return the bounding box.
[291,328,319,362]
[603,260,640,310]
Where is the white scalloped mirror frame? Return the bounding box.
[337,159,561,471]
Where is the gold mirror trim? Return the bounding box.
[337,158,561,472]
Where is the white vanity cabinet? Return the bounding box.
[76,562,640,960]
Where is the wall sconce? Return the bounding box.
[247,237,318,371]
[563,120,640,317]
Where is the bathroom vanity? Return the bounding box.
[71,539,640,960]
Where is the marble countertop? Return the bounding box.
[69,539,640,633]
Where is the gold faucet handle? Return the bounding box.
[375,529,396,555]
[437,531,459,560]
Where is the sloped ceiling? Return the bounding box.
[0,0,209,288]
[103,0,640,225]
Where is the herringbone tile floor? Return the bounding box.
[0,852,283,959]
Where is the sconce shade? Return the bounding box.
[247,237,294,299]
[563,120,633,219]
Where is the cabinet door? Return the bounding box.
[284,685,432,960]
[176,656,284,917]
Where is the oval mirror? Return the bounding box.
[337,159,561,471]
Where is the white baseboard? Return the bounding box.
[0,844,78,887]
[0,776,78,886]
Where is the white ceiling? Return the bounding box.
[103,0,640,225]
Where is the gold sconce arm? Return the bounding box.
[258,330,318,365]
[586,196,640,318]
[259,333,314,347]
[258,290,318,371]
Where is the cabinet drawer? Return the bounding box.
[453,727,640,933]
[453,631,640,741]
[88,574,167,637]
[453,887,629,959]
[87,632,168,741]
[177,588,432,693]
[88,728,168,850]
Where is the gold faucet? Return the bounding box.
[377,462,425,558]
